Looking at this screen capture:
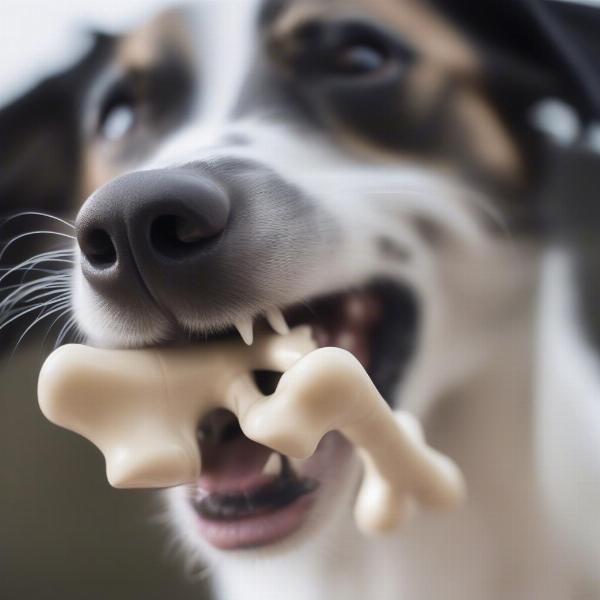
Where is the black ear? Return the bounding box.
[542,142,600,357]
[0,33,115,220]
[430,0,600,122]
[551,1,600,70]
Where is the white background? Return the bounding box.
[0,0,174,106]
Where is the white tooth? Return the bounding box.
[234,316,254,345]
[265,307,290,335]
[262,452,283,477]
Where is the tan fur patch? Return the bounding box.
[270,0,478,75]
[452,87,524,184]
[116,7,195,72]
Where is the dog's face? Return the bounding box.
[0,0,575,563]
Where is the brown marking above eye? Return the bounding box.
[449,87,524,185]
[116,7,195,71]
[267,0,477,74]
[273,17,414,80]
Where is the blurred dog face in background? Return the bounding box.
[3,1,600,599]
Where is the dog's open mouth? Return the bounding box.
[189,282,418,550]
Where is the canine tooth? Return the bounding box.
[234,317,254,345]
[266,307,290,335]
[262,452,283,477]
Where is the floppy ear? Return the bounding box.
[543,142,600,355]
[551,1,600,71]
[0,33,114,219]
[429,0,600,155]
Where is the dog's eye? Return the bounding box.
[330,43,389,76]
[101,103,136,141]
[284,20,410,80]
[98,81,138,142]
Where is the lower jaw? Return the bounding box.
[195,494,317,550]
[192,433,353,550]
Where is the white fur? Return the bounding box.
[536,250,600,587]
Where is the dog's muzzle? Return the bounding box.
[74,158,333,331]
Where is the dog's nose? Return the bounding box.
[76,168,230,299]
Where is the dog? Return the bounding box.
[2,1,600,598]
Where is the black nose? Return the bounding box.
[76,168,230,302]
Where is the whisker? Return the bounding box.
[0,274,69,293]
[0,250,74,285]
[2,270,70,293]
[20,257,75,278]
[0,295,70,323]
[19,250,76,266]
[1,274,70,308]
[0,224,78,354]
[3,289,70,314]
[41,309,73,348]
[11,301,73,356]
[55,315,80,348]
[19,248,75,259]
[0,231,76,261]
[1,211,75,230]
[0,256,66,283]
[0,300,71,333]
[19,258,74,286]
[0,267,66,277]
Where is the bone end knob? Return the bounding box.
[38,344,200,488]
[107,442,198,489]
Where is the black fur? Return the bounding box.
[0,33,115,219]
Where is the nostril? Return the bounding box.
[79,228,117,268]
[150,215,223,260]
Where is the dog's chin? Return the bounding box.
[82,281,418,551]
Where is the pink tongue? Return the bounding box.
[198,436,274,494]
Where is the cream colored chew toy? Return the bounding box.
[38,327,465,534]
